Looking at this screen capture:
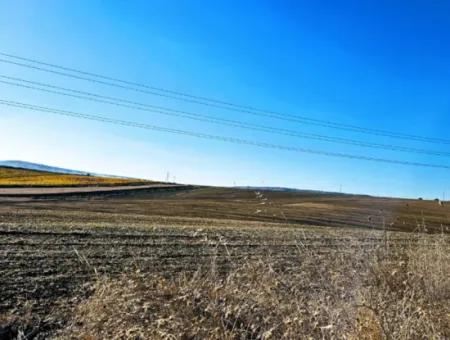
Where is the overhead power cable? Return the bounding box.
[1,75,450,158]
[0,52,449,145]
[1,98,449,170]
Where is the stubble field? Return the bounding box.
[0,187,449,339]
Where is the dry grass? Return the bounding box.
[58,232,449,339]
[1,192,449,339]
[0,167,150,187]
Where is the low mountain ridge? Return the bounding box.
[0,160,89,175]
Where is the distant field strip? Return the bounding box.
[0,184,185,196]
[0,167,150,187]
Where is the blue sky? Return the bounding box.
[1,1,450,198]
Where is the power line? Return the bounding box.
[1,98,450,170]
[1,52,449,145]
[2,75,450,158]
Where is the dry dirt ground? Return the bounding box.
[0,187,449,338]
[0,184,186,196]
[2,186,450,232]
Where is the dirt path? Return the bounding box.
[0,184,187,196]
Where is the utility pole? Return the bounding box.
[165,171,170,182]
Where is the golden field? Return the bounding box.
[0,166,150,187]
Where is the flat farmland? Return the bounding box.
[0,187,449,338]
[5,186,449,232]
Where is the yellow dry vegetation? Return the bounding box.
[0,167,149,187]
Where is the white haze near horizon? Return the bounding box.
[1,112,448,200]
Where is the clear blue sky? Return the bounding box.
[1,1,450,198]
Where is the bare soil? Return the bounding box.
[0,186,449,338]
[0,184,187,196]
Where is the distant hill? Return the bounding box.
[235,186,319,193]
[234,186,352,196]
[0,160,90,176]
